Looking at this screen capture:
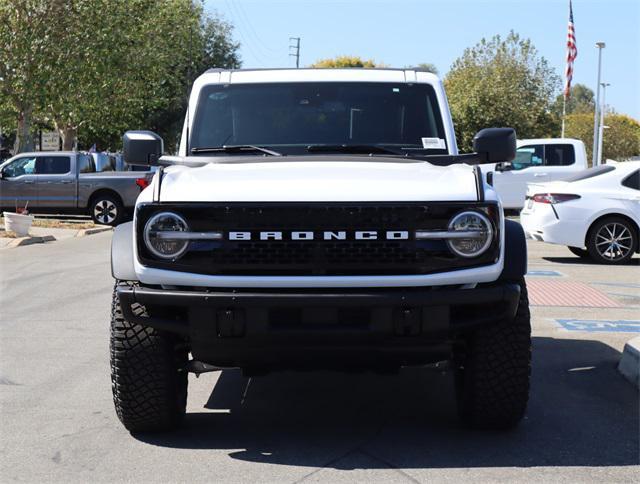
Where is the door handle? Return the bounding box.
[60,180,73,184]
[533,173,548,177]
[23,180,35,184]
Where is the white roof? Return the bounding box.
[516,138,583,146]
[193,68,441,87]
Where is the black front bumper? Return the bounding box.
[117,283,520,370]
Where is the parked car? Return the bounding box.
[484,138,588,210]
[0,151,152,225]
[110,67,531,433]
[521,161,640,264]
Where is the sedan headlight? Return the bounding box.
[445,211,493,258]
[143,211,190,259]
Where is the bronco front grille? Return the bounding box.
[136,202,500,276]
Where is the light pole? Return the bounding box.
[592,42,605,166]
[597,82,610,165]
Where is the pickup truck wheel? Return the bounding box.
[91,195,123,226]
[455,278,531,430]
[586,217,636,264]
[110,281,188,433]
[568,246,589,258]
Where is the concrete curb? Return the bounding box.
[77,226,113,237]
[618,336,640,389]
[7,235,56,248]
[1,224,112,248]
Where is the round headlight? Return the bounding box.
[143,212,190,260]
[446,211,493,258]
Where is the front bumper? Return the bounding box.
[117,283,520,370]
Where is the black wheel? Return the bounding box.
[110,282,188,433]
[568,246,589,258]
[91,194,123,226]
[587,216,636,264]
[455,278,531,430]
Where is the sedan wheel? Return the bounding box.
[587,217,636,264]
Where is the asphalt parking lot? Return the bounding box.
[1,232,638,483]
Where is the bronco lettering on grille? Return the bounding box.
[228,231,410,241]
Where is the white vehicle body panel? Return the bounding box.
[155,158,479,203]
[521,161,640,248]
[487,138,588,209]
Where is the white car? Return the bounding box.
[486,138,588,210]
[521,161,640,264]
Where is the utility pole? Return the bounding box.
[597,82,610,166]
[289,37,300,68]
[592,42,605,166]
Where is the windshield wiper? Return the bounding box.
[306,144,405,156]
[191,145,282,156]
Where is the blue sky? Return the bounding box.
[204,0,640,119]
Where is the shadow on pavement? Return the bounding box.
[543,256,640,266]
[136,336,639,469]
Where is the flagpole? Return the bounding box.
[561,96,567,138]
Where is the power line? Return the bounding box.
[222,0,268,66]
[223,0,281,65]
[289,37,300,68]
[235,1,282,55]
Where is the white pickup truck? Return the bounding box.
[485,138,588,210]
[109,68,532,433]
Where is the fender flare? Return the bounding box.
[498,219,528,281]
[111,221,137,281]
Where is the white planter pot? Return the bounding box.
[3,212,34,237]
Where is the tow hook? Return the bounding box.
[185,360,228,377]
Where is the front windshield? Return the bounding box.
[190,82,447,155]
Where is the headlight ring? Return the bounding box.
[446,211,494,258]
[143,211,190,260]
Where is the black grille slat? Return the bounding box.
[136,202,500,276]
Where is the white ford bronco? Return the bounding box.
[110,68,531,433]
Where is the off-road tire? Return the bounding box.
[90,194,123,226]
[455,277,531,430]
[568,246,589,258]
[110,281,188,432]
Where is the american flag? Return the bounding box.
[564,0,578,98]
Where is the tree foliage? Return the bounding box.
[410,63,438,75]
[445,32,561,152]
[310,56,379,68]
[565,113,640,163]
[553,83,595,116]
[0,0,240,153]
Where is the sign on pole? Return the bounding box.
[41,131,60,151]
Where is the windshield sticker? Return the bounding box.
[422,137,446,149]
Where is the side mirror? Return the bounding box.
[0,170,4,180]
[123,131,164,166]
[473,128,516,163]
[495,161,514,172]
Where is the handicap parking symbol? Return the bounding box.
[556,319,640,333]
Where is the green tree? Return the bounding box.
[139,10,241,152]
[0,0,55,152]
[409,63,438,75]
[0,0,240,153]
[310,56,379,68]
[445,31,561,152]
[565,112,640,163]
[553,83,595,117]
